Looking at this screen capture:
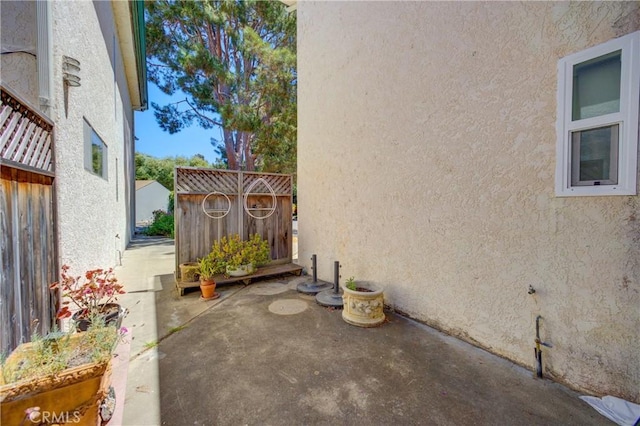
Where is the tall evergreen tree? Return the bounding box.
[146,0,297,172]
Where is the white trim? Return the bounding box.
[555,31,640,197]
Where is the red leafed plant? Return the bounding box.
[49,265,125,320]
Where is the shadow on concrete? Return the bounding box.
[154,276,610,425]
[127,237,175,250]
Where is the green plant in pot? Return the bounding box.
[342,276,385,327]
[49,265,126,332]
[0,318,126,425]
[210,234,271,277]
[198,255,221,300]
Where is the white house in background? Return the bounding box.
[135,180,170,224]
[296,1,639,401]
[1,1,146,274]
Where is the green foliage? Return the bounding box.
[91,143,103,176]
[135,152,217,191]
[144,210,174,238]
[82,317,120,364]
[1,331,72,383]
[198,254,219,280]
[144,341,159,350]
[1,322,118,384]
[209,234,271,273]
[345,277,356,291]
[168,325,188,335]
[168,191,175,213]
[145,0,297,173]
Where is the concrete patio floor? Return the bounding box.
[118,237,611,425]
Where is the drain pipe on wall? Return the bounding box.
[534,315,553,378]
[115,234,122,266]
[528,285,552,378]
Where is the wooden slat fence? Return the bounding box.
[1,85,58,354]
[175,167,293,280]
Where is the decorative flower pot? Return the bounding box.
[179,262,201,282]
[0,334,114,426]
[226,263,255,277]
[73,303,124,332]
[200,279,218,300]
[342,282,385,327]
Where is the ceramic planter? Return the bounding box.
[73,303,124,332]
[179,262,200,282]
[342,282,385,327]
[226,263,255,277]
[0,334,114,426]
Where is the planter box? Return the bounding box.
[342,282,385,327]
[179,262,200,282]
[0,334,113,426]
[226,263,255,277]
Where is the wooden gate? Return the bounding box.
[174,167,293,279]
[1,85,58,354]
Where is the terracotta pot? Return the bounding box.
[73,303,124,332]
[200,279,217,299]
[342,282,385,327]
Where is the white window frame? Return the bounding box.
[555,31,640,196]
[83,118,108,180]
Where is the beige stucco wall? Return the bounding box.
[298,1,640,401]
[0,0,38,105]
[51,0,133,272]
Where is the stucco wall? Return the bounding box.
[136,182,170,224]
[0,0,38,105]
[51,0,133,272]
[298,1,640,400]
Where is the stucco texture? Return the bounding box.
[298,1,640,401]
[0,0,38,105]
[51,1,133,272]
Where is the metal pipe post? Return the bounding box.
[297,254,331,295]
[315,260,344,307]
[312,254,318,282]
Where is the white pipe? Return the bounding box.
[36,0,53,117]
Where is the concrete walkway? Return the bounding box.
[116,237,610,426]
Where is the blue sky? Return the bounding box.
[134,83,223,163]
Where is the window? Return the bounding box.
[83,119,108,179]
[556,31,640,196]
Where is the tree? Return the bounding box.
[145,0,297,172]
[135,152,219,191]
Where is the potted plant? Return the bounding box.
[210,234,271,277]
[198,255,221,300]
[179,262,200,282]
[0,320,126,425]
[342,277,385,327]
[49,265,126,331]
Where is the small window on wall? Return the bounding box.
[84,119,108,179]
[556,31,639,196]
